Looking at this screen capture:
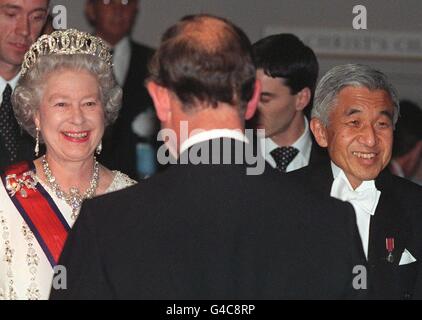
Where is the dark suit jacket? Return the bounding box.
[51,138,364,300]
[0,128,34,173]
[289,161,422,299]
[99,41,156,180]
[308,139,328,166]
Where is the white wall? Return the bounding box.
[50,0,422,105]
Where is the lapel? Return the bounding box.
[296,161,368,268]
[366,170,416,299]
[123,41,152,93]
[296,163,416,298]
[121,41,154,118]
[311,163,409,267]
[123,41,138,92]
[368,170,407,266]
[308,161,368,266]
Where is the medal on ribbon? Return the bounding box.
[386,237,395,263]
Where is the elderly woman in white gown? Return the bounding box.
[0,29,136,300]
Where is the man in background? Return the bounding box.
[86,0,157,179]
[390,100,422,185]
[250,34,326,173]
[0,0,49,170]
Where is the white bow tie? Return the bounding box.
[331,175,381,216]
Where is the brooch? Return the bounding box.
[5,171,37,198]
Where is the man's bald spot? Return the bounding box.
[164,15,245,53]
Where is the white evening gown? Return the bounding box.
[0,170,136,300]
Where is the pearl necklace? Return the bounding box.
[41,155,100,220]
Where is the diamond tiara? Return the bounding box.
[21,29,113,76]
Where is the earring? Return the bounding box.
[96,141,102,155]
[35,128,40,157]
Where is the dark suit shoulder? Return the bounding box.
[377,171,422,204]
[286,162,314,179]
[130,41,155,61]
[287,160,332,191]
[309,140,328,165]
[389,174,422,193]
[82,182,142,229]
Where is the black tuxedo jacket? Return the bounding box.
[51,138,364,300]
[289,161,422,299]
[308,140,328,166]
[99,41,156,179]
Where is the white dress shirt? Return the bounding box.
[0,73,20,103]
[330,161,381,260]
[111,36,131,87]
[180,129,248,155]
[261,117,313,172]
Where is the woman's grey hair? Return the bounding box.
[311,64,400,126]
[13,53,122,139]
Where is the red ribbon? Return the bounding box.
[386,237,395,253]
[3,162,69,266]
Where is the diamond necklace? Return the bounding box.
[41,155,100,220]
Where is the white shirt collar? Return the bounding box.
[0,73,20,104]
[331,161,344,181]
[111,36,131,86]
[180,129,248,154]
[113,36,131,56]
[291,116,312,161]
[0,73,20,92]
[330,161,378,193]
[262,117,313,172]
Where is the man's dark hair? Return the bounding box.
[393,100,422,157]
[252,34,319,101]
[148,14,256,112]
